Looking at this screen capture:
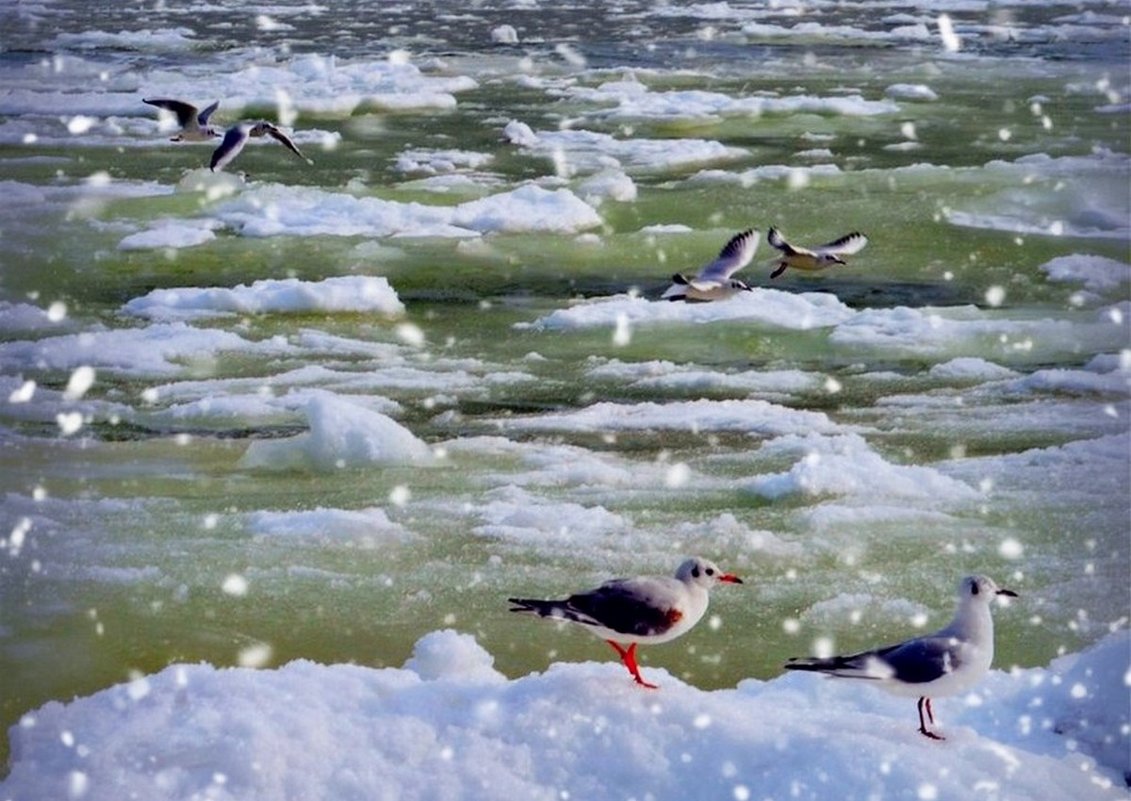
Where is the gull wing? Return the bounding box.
[210,125,249,172]
[197,100,220,125]
[815,231,868,257]
[143,98,198,128]
[767,226,809,257]
[262,123,313,165]
[565,578,681,638]
[696,228,759,282]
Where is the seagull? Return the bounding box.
[210,121,314,172]
[509,557,743,688]
[766,227,868,279]
[143,98,221,142]
[783,575,1018,740]
[661,229,760,302]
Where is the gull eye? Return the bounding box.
[691,566,700,578]
[706,567,715,576]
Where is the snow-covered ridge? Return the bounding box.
[2,629,1125,801]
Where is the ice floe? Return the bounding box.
[122,276,405,321]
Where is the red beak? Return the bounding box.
[719,574,743,584]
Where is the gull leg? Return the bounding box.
[606,641,658,689]
[917,696,944,740]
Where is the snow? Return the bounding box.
[1039,254,1131,294]
[491,398,842,438]
[520,291,856,332]
[122,276,405,321]
[2,629,1125,801]
[209,182,602,240]
[238,392,436,472]
[744,433,981,504]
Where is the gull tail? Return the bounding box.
[508,598,594,626]
[783,654,880,680]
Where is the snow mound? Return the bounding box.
[2,630,1125,801]
[239,392,434,471]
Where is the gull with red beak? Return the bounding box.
[509,557,743,688]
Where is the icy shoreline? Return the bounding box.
[2,629,1126,801]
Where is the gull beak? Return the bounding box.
[719,574,743,584]
[996,589,1019,598]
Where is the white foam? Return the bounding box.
[2,629,1125,801]
[122,276,405,321]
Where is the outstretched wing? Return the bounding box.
[262,123,313,164]
[210,125,249,172]
[815,232,868,257]
[697,228,759,282]
[197,100,220,125]
[767,226,804,256]
[143,98,198,128]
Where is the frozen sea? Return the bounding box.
[0,0,1129,798]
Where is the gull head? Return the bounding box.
[961,574,1019,604]
[676,557,743,588]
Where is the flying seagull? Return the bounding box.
[509,557,743,688]
[767,227,868,279]
[210,121,314,172]
[784,575,1018,740]
[661,229,760,302]
[143,98,221,142]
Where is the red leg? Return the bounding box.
[917,697,944,740]
[606,641,658,689]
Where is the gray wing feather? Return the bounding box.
[697,229,759,281]
[815,232,868,256]
[210,125,248,172]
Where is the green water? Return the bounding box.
[1,4,1130,774]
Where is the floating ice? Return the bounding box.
[746,433,980,503]
[492,398,841,438]
[122,276,405,321]
[238,392,435,472]
[521,290,856,333]
[117,221,218,251]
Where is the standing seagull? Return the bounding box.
[784,575,1018,740]
[143,98,221,142]
[210,121,314,172]
[661,228,760,301]
[509,557,743,688]
[766,226,868,279]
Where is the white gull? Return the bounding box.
[143,98,221,142]
[784,574,1018,739]
[509,556,742,688]
[210,121,314,172]
[661,229,760,302]
[767,226,868,279]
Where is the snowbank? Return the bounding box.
[2,629,1125,801]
